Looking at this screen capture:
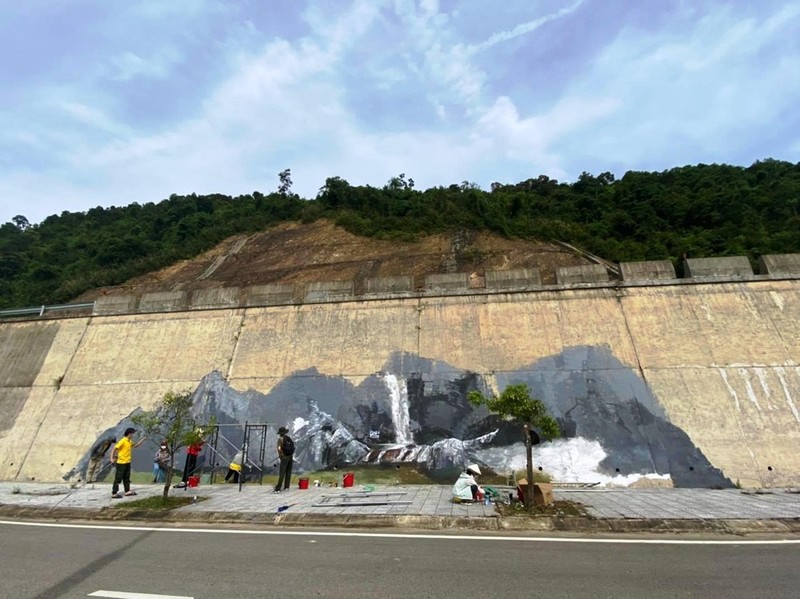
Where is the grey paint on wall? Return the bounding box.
[495,346,730,487]
[68,345,731,488]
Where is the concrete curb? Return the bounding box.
[1,504,798,534]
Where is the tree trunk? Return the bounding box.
[524,423,534,509]
[162,458,174,500]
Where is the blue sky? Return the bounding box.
[1,0,798,224]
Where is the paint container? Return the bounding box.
[343,472,355,488]
[187,475,200,488]
[298,478,309,490]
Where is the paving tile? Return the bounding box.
[2,482,800,522]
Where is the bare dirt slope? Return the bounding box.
[75,220,592,301]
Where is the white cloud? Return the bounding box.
[59,101,131,137]
[470,0,585,53]
[541,1,800,175]
[0,0,798,224]
[109,49,181,81]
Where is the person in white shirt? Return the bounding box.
[452,464,483,502]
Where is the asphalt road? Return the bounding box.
[1,521,799,599]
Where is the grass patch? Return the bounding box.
[495,500,589,518]
[112,495,205,510]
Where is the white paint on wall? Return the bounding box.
[719,369,740,411]
[775,367,800,423]
[738,368,761,411]
[474,437,671,488]
[769,291,784,311]
[384,373,413,444]
[754,368,771,402]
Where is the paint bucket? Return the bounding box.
[298,477,309,490]
[343,472,355,488]
[187,475,200,488]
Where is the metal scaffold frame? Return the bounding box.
[204,422,273,491]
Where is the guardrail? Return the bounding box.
[0,302,95,319]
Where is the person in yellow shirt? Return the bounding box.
[111,427,146,499]
[224,450,245,484]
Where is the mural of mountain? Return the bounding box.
[67,346,731,488]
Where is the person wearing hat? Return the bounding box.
[273,426,294,493]
[153,442,171,484]
[452,464,484,503]
[110,427,146,499]
[86,434,116,483]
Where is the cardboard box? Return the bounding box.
[516,479,554,506]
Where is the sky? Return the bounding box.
[1,0,798,225]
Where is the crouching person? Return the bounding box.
[452,464,483,503]
[225,450,244,484]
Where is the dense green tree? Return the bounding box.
[1,159,798,310]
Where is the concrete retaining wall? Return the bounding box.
[1,255,799,487]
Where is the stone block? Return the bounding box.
[758,254,800,276]
[137,291,187,313]
[243,284,295,306]
[620,260,676,281]
[190,288,241,310]
[556,264,609,285]
[425,273,469,291]
[365,276,413,294]
[683,256,752,278]
[485,268,542,289]
[304,280,354,302]
[93,295,138,316]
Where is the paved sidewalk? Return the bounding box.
[1,481,799,534]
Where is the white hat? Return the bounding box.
[467,464,481,476]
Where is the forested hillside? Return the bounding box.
[1,159,798,310]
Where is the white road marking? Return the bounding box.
[1,519,798,545]
[88,592,192,599]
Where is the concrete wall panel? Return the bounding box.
[94,295,138,315]
[684,256,753,278]
[0,388,30,435]
[13,382,179,481]
[621,284,798,367]
[230,302,420,389]
[0,321,59,387]
[759,254,800,275]
[556,264,609,285]
[416,291,639,375]
[485,269,541,289]
[620,260,676,281]
[31,319,92,389]
[65,312,244,385]
[645,365,800,488]
[0,387,57,480]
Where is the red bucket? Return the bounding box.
[342,472,355,488]
[298,477,309,490]
[187,475,200,488]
